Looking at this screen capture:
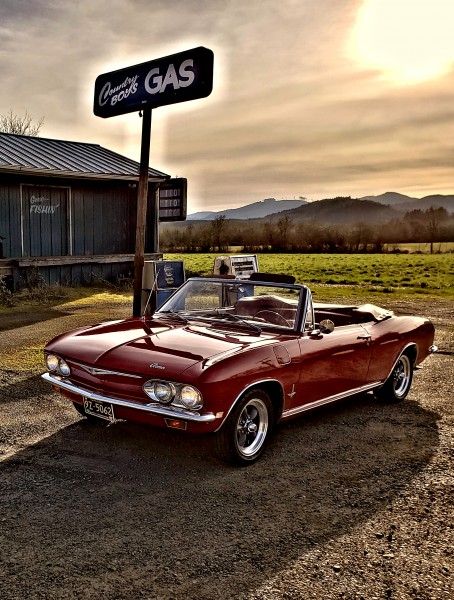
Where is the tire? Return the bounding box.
[215,389,273,466]
[374,352,414,403]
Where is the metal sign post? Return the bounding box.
[132,107,152,317]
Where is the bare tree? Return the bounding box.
[0,110,44,136]
[211,215,227,252]
[277,215,291,249]
[424,207,446,254]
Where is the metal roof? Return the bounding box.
[0,132,169,181]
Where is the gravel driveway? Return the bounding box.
[0,298,452,600]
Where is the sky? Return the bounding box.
[1,0,454,212]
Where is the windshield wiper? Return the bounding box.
[213,312,262,333]
[156,310,188,323]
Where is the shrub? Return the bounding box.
[0,276,13,307]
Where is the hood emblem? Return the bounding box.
[76,364,141,378]
[150,362,166,370]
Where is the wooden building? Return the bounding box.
[0,132,168,289]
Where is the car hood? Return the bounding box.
[45,317,274,378]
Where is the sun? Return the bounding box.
[350,0,454,84]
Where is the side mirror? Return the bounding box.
[319,319,335,334]
[309,319,335,337]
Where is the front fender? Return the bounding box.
[185,344,299,421]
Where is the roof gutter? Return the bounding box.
[0,165,169,182]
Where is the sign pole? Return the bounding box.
[133,107,152,317]
[94,47,213,316]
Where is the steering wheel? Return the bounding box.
[254,310,291,327]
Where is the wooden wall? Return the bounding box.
[0,178,21,258]
[0,174,139,257]
[0,173,160,288]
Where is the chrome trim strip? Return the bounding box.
[72,362,142,378]
[41,373,216,424]
[281,382,382,419]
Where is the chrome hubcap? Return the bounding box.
[236,398,268,457]
[392,355,411,398]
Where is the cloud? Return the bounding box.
[0,0,452,211]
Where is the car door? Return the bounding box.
[293,322,373,408]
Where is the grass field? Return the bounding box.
[166,253,454,301]
[383,242,454,253]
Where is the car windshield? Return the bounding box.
[155,278,306,331]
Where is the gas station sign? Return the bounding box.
[94,47,214,118]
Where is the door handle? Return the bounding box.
[357,333,372,340]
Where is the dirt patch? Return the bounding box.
[0,297,452,599]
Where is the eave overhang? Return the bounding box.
[0,164,168,183]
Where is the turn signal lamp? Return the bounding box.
[165,419,187,430]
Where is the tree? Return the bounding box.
[277,215,291,249]
[424,207,446,254]
[211,215,227,252]
[263,221,275,249]
[0,110,44,136]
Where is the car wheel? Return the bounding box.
[375,352,414,402]
[215,389,273,466]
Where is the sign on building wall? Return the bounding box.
[20,185,69,257]
[94,47,214,118]
[158,178,187,222]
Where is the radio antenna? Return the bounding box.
[141,267,161,320]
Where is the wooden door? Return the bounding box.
[21,185,69,257]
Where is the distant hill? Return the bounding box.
[398,194,454,214]
[187,211,215,220]
[187,197,307,221]
[361,192,454,213]
[264,197,397,225]
[360,191,419,206]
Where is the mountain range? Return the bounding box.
[187,197,307,220]
[186,192,454,224]
[360,192,454,213]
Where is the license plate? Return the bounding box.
[83,398,115,421]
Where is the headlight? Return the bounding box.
[143,380,203,411]
[179,385,203,410]
[154,381,175,403]
[58,359,71,377]
[143,380,176,404]
[46,354,59,371]
[46,354,71,376]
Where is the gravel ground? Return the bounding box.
[0,297,452,600]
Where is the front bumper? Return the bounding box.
[41,372,217,424]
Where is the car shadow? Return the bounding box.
[0,287,131,333]
[0,308,71,332]
[0,388,440,600]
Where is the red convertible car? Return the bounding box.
[42,274,436,465]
